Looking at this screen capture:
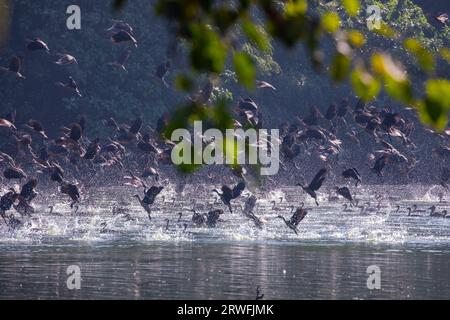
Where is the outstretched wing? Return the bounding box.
[374,155,387,173]
[290,208,307,227]
[129,116,142,135]
[9,56,21,73]
[243,195,257,214]
[309,168,327,191]
[118,49,131,65]
[221,185,233,198]
[232,181,245,199]
[69,123,82,141]
[144,186,163,204]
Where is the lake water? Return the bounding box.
[0,185,449,299]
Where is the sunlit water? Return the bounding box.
[0,185,449,299]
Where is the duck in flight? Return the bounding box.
[155,60,171,87]
[336,186,354,205]
[0,56,25,79]
[276,206,308,235]
[56,76,82,97]
[106,19,134,34]
[134,186,164,220]
[54,54,77,65]
[59,181,80,209]
[108,49,131,72]
[297,168,327,206]
[242,195,264,229]
[213,181,245,213]
[342,168,361,187]
[26,120,48,139]
[111,30,138,47]
[26,38,50,53]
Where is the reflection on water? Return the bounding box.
[0,242,449,299]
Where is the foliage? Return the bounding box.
[112,0,449,132]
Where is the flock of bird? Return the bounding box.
[0,19,449,236]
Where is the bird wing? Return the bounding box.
[232,181,246,199]
[118,49,131,65]
[156,63,167,78]
[145,186,163,203]
[309,168,327,191]
[69,124,82,141]
[243,195,257,214]
[29,120,44,132]
[291,208,306,227]
[9,56,21,73]
[0,119,16,130]
[129,116,142,135]
[221,185,233,198]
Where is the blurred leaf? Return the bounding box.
[285,0,308,17]
[384,76,413,104]
[330,53,351,82]
[341,0,360,16]
[347,30,365,48]
[208,98,234,131]
[163,102,208,139]
[233,51,256,89]
[420,79,450,130]
[350,68,381,101]
[174,74,195,92]
[372,53,407,82]
[373,22,398,39]
[242,19,269,52]
[440,47,450,64]
[177,162,202,173]
[404,38,434,72]
[212,7,239,34]
[190,23,227,73]
[372,54,412,103]
[223,137,239,167]
[321,12,340,33]
[265,4,308,47]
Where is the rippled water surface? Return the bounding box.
[0,185,449,299]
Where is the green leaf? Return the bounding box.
[347,30,365,48]
[212,7,239,34]
[163,102,208,139]
[330,53,351,82]
[341,0,360,16]
[350,68,381,101]
[233,51,256,89]
[372,53,407,82]
[208,98,234,131]
[384,77,413,104]
[242,20,269,52]
[321,12,341,33]
[190,23,227,74]
[404,38,434,72]
[285,0,308,17]
[421,79,450,130]
[174,74,195,92]
[440,47,450,64]
[373,22,397,39]
[371,53,412,103]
